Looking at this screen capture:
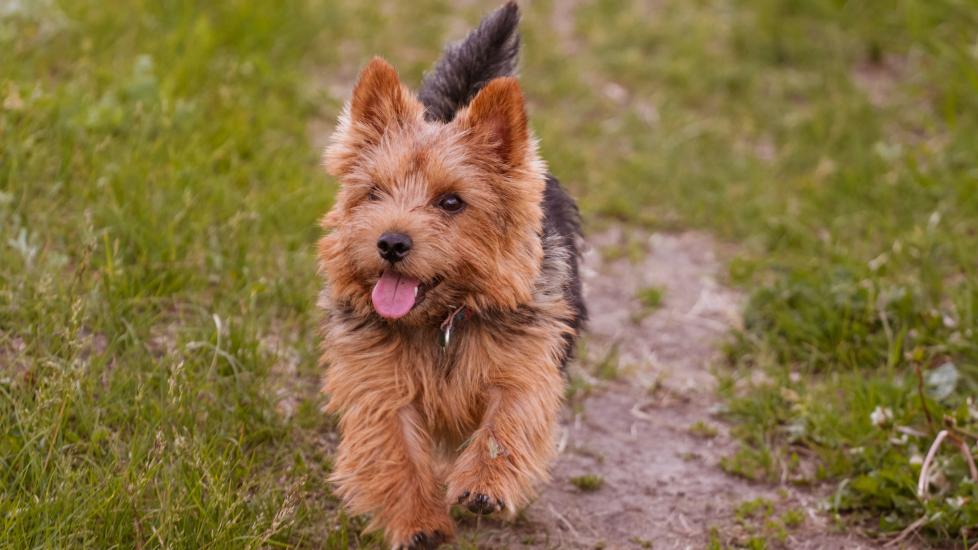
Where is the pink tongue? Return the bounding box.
[371,270,421,319]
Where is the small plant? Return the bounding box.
[631,286,665,323]
[679,451,700,461]
[720,446,775,482]
[689,420,719,439]
[592,344,621,381]
[564,368,593,414]
[763,518,788,544]
[725,498,805,547]
[599,237,646,263]
[735,498,775,522]
[781,508,804,528]
[706,528,723,550]
[637,286,664,310]
[570,474,604,492]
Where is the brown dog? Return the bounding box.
[317,3,585,548]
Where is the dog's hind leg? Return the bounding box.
[330,403,454,549]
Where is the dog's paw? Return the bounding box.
[385,495,454,550]
[393,530,448,550]
[454,490,505,515]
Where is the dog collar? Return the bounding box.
[439,305,468,349]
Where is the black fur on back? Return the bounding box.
[418,1,521,123]
[417,2,587,369]
[541,175,588,367]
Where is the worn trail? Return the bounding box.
[461,228,876,549]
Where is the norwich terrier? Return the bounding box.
[317,3,585,548]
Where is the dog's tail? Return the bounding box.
[418,1,521,123]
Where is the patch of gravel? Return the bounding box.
[461,228,881,549]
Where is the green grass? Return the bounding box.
[528,0,978,543]
[569,474,605,492]
[689,420,719,439]
[713,497,805,548]
[633,285,665,323]
[636,286,664,311]
[3,0,978,546]
[0,0,362,546]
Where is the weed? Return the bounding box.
[689,421,719,439]
[591,343,622,381]
[570,474,605,492]
[637,286,664,310]
[632,285,666,322]
[735,498,775,522]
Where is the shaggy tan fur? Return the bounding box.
[318,58,575,549]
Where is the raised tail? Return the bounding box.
[418,1,521,123]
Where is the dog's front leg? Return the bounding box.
[331,402,453,549]
[446,372,563,516]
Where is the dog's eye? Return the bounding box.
[437,193,465,213]
[366,186,382,202]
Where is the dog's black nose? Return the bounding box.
[377,232,412,263]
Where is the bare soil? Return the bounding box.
[458,228,881,549]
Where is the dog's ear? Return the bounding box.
[458,77,530,169]
[325,57,422,177]
[349,57,415,135]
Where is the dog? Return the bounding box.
[317,3,585,548]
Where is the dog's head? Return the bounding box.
[319,58,546,324]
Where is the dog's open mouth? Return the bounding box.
[371,269,440,319]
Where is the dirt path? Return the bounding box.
[460,228,879,549]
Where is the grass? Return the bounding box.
[689,420,720,439]
[569,474,605,492]
[2,0,977,546]
[536,0,978,544]
[715,497,806,548]
[636,286,663,311]
[591,343,623,381]
[633,285,664,322]
[0,0,360,546]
